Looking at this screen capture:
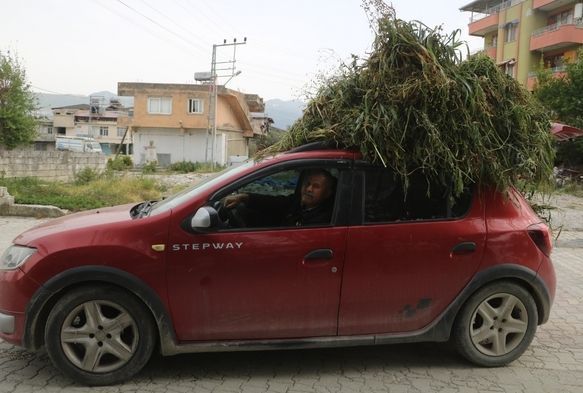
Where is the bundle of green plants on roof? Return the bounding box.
[262,1,554,196]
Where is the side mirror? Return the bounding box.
[191,206,219,230]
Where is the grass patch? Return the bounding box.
[0,173,166,211]
[558,182,583,198]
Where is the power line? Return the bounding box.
[92,0,202,55]
[136,0,214,47]
[31,85,73,95]
[115,0,209,54]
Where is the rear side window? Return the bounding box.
[363,169,473,223]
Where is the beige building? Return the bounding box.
[117,82,267,166]
[461,0,583,89]
[50,103,132,154]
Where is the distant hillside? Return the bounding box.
[265,99,305,130]
[34,91,133,109]
[34,92,303,128]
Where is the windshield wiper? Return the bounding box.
[137,200,157,218]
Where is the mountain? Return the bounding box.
[34,91,304,129]
[34,91,133,109]
[265,99,305,130]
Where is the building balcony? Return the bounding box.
[530,20,583,51]
[469,13,500,36]
[485,45,497,59]
[533,0,576,12]
[527,66,567,90]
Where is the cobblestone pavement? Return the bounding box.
[0,218,582,392]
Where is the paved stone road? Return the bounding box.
[0,218,582,392]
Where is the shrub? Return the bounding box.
[74,167,100,185]
[142,161,157,174]
[107,155,133,171]
[168,161,199,173]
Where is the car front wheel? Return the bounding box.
[453,281,538,367]
[44,285,155,385]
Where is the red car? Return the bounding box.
[0,146,556,385]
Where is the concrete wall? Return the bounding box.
[0,150,107,181]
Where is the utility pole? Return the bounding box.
[204,38,247,169]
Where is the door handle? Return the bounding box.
[451,242,477,255]
[304,249,334,263]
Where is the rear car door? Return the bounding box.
[338,166,486,335]
[166,159,353,341]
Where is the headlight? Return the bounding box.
[0,245,37,271]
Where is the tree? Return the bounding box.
[0,51,38,149]
[535,49,583,130]
[535,49,583,167]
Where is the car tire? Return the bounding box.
[44,285,155,386]
[453,281,538,367]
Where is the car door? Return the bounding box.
[338,167,486,335]
[166,160,352,341]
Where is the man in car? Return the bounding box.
[224,169,337,227]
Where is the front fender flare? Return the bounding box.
[23,265,177,353]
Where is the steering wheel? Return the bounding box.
[216,199,247,228]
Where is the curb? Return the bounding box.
[0,187,67,218]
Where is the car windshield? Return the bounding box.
[148,160,256,216]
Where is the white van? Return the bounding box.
[55,136,103,153]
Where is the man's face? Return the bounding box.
[300,174,331,209]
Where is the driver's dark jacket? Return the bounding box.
[245,193,334,227]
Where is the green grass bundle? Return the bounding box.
[262,15,554,196]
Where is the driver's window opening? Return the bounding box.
[218,167,339,229]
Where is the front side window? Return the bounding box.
[148,97,172,114]
[99,126,109,136]
[216,166,341,229]
[188,98,203,114]
[363,168,472,224]
[117,127,126,137]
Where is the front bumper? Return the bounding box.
[0,312,15,334]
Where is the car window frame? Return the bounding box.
[197,158,354,233]
[352,162,475,226]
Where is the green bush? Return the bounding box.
[107,155,133,171]
[168,161,199,173]
[168,161,225,173]
[74,167,100,185]
[142,161,157,174]
[555,138,583,167]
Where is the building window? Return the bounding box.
[117,127,126,137]
[100,126,109,136]
[46,126,53,134]
[148,97,172,114]
[505,23,518,42]
[505,63,515,77]
[549,10,574,26]
[188,98,203,114]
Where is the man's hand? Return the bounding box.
[224,193,249,209]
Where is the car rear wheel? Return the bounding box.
[453,281,538,366]
[45,285,155,385]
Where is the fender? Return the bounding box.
[23,266,177,352]
[404,263,553,344]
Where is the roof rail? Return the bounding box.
[285,140,341,153]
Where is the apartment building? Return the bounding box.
[51,102,132,154]
[117,82,267,167]
[461,0,583,89]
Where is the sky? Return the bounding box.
[1,0,482,101]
